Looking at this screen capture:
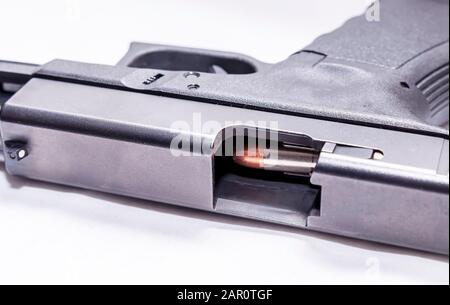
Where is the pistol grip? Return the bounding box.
[301,0,449,127]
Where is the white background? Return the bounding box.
[0,0,448,285]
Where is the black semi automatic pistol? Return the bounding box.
[1,0,449,254]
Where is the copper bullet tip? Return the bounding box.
[233,149,265,169]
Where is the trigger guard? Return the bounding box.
[116,42,267,75]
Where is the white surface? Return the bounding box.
[0,0,448,285]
